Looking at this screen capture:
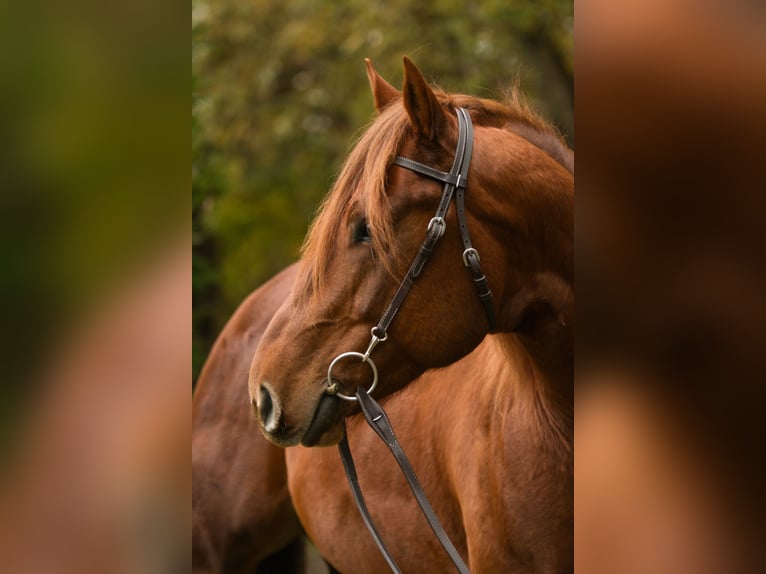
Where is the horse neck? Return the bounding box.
[471,124,574,326]
[491,326,573,458]
[489,179,574,427]
[464,126,573,449]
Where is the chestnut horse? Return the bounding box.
[249,58,573,572]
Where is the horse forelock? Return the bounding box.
[300,104,410,293]
[299,87,570,294]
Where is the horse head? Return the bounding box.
[250,57,573,447]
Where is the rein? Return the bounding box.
[327,108,494,573]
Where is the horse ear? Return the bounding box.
[402,56,448,143]
[365,58,399,113]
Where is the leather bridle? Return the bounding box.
[326,108,494,573]
[327,107,496,401]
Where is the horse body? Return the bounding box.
[288,332,572,573]
[193,263,304,573]
[193,280,572,572]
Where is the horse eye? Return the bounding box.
[352,219,372,244]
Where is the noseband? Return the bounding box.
[327,108,494,574]
[327,107,496,402]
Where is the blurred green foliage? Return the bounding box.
[192,0,573,382]
[0,0,187,456]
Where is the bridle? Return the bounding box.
[327,107,496,400]
[326,108,495,573]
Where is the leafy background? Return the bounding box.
[192,0,573,382]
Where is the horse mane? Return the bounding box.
[300,88,572,293]
[450,89,574,175]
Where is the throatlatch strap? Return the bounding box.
[338,388,471,574]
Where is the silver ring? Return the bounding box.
[326,351,379,401]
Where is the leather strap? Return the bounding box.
[371,213,447,339]
[339,425,402,574]
[338,388,471,574]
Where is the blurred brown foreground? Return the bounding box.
[577,0,766,572]
[0,236,190,574]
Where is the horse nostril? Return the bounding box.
[258,385,273,421]
[257,384,280,433]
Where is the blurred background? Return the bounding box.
[576,1,766,571]
[0,0,188,571]
[192,0,574,383]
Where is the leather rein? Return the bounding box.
[326,108,495,573]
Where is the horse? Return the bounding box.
[193,263,311,573]
[249,57,574,573]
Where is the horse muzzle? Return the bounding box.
[253,379,343,447]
